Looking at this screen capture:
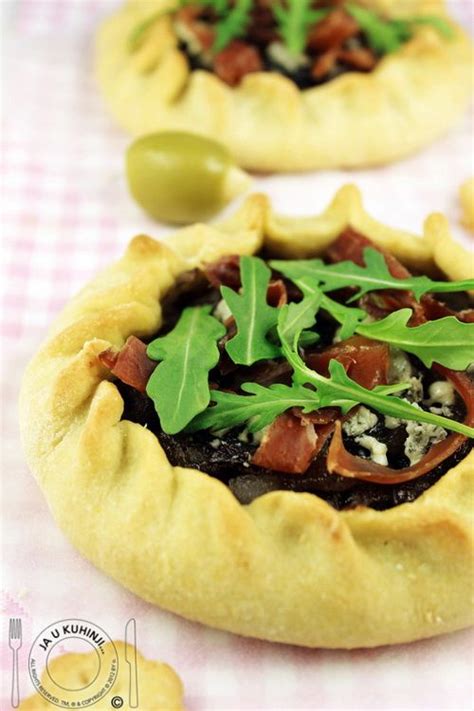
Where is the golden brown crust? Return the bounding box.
[19,642,184,710]
[95,0,473,171]
[460,177,474,233]
[20,186,474,648]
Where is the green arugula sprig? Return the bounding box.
[144,253,473,437]
[345,4,454,55]
[213,0,253,52]
[282,272,366,340]
[189,307,474,437]
[357,309,474,370]
[146,305,225,434]
[271,249,474,303]
[273,2,328,56]
[221,256,280,365]
[221,255,320,365]
[188,380,321,433]
[273,257,474,369]
[346,3,408,54]
[222,254,474,369]
[276,291,321,348]
[279,324,474,438]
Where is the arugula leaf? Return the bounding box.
[187,296,474,438]
[222,256,280,366]
[278,316,474,438]
[213,0,253,52]
[356,309,474,370]
[277,292,321,348]
[276,268,366,339]
[188,380,321,433]
[146,306,225,434]
[222,256,323,364]
[345,3,406,53]
[188,355,474,437]
[273,2,328,56]
[346,4,454,55]
[271,249,474,303]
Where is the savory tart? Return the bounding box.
[20,186,474,648]
[95,0,473,171]
[19,642,185,710]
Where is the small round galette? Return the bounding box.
[20,186,474,648]
[96,0,473,171]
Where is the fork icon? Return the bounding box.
[8,618,22,708]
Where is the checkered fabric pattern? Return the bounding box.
[1,1,473,709]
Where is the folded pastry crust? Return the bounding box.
[95,0,473,171]
[460,177,474,233]
[20,185,474,648]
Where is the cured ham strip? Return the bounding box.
[307,9,358,52]
[312,50,339,80]
[338,48,377,71]
[305,336,390,390]
[327,228,428,323]
[327,228,411,279]
[327,367,474,485]
[328,228,474,325]
[204,254,241,290]
[251,412,333,474]
[422,296,474,323]
[98,336,156,393]
[213,40,263,87]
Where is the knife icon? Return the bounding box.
[125,618,139,708]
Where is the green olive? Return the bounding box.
[126,131,250,224]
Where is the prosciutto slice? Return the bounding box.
[329,228,474,326]
[327,367,474,485]
[250,335,391,474]
[204,255,241,290]
[305,336,390,389]
[327,227,411,279]
[327,228,427,323]
[251,412,333,475]
[98,336,156,393]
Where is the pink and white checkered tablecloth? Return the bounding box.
[1,1,473,709]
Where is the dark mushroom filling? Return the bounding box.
[100,228,474,510]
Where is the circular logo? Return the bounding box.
[111,697,124,708]
[29,619,119,708]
